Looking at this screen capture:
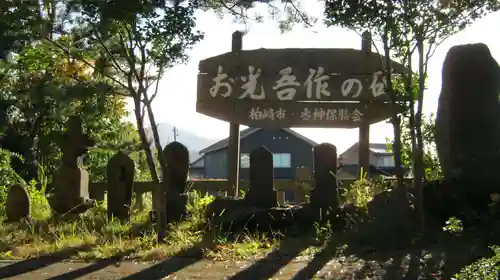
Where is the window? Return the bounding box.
[240,153,291,168]
[273,153,291,168]
[240,153,250,168]
[384,156,395,167]
[378,156,394,167]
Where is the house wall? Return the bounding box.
[191,158,204,168]
[203,128,315,179]
[239,128,314,179]
[340,145,379,166]
[189,168,205,179]
[339,145,398,177]
[204,149,228,179]
[376,154,395,167]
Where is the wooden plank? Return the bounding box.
[197,99,403,128]
[197,48,410,103]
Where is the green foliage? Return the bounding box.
[386,113,441,180]
[324,0,499,56]
[324,0,497,188]
[340,170,392,213]
[186,190,215,224]
[341,172,373,212]
[0,149,50,219]
[442,216,463,235]
[0,0,45,58]
[26,179,51,220]
[313,220,333,242]
[0,150,21,187]
[454,246,500,280]
[68,0,204,93]
[0,38,147,181]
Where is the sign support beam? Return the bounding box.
[227,31,242,198]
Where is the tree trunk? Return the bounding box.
[144,97,167,179]
[133,99,159,183]
[381,18,405,191]
[413,38,427,230]
[391,115,405,187]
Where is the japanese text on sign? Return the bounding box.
[248,107,364,122]
[209,65,395,101]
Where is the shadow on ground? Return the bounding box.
[0,244,94,279]
[45,249,136,280]
[1,189,499,279]
[120,234,216,280]
[228,237,312,280]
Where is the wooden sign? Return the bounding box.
[197,100,403,128]
[197,48,410,103]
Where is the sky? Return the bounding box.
[129,3,500,154]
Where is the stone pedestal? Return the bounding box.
[48,166,93,214]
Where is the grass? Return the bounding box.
[0,188,315,261]
[0,182,495,279]
[0,174,393,263]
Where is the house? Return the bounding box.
[337,142,400,179]
[190,127,318,179]
[189,155,205,179]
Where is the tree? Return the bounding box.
[0,39,142,183]
[0,0,45,58]
[1,0,315,183]
[324,0,500,228]
[390,113,441,180]
[25,0,202,185]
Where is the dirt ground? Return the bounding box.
[0,228,490,280]
[0,256,407,280]
[0,245,473,280]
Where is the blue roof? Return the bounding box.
[199,128,318,154]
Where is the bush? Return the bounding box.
[340,171,392,213]
[0,149,21,187]
[454,246,500,280]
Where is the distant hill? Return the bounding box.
[145,122,218,162]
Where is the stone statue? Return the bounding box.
[48,116,96,215]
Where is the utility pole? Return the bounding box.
[173,127,179,142]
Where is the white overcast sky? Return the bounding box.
[128,3,500,153]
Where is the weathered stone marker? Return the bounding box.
[295,166,311,204]
[310,143,339,211]
[157,141,189,242]
[5,184,30,222]
[107,151,135,221]
[245,146,276,208]
[436,43,500,197]
[48,116,95,215]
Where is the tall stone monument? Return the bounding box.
[48,116,96,215]
[436,43,500,198]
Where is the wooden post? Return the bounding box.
[358,31,372,179]
[135,191,144,211]
[227,31,243,198]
